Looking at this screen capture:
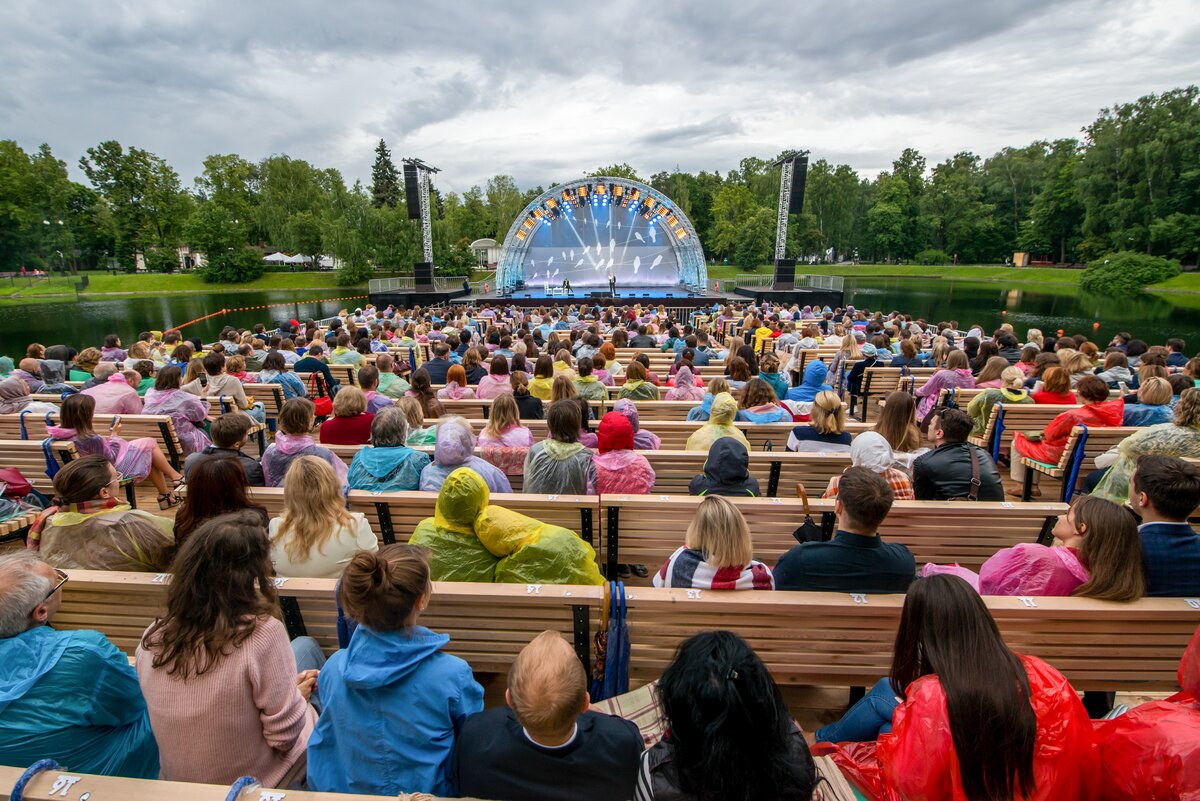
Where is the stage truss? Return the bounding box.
[495,176,707,295]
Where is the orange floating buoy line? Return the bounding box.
[165,295,368,331]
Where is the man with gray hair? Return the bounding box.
[0,553,159,777]
[345,405,431,492]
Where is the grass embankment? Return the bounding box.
[715,263,1085,286]
[0,271,361,307]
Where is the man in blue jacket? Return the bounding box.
[0,553,158,777]
[1130,455,1200,596]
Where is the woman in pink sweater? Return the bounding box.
[137,510,321,787]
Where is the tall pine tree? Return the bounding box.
[370,139,400,208]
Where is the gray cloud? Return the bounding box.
[0,0,1196,196]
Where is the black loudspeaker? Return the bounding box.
[414,261,433,291]
[403,164,422,220]
[773,258,796,291]
[788,154,809,215]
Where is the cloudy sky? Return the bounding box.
[2,0,1197,195]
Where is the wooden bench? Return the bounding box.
[51,570,1200,694]
[0,509,41,545]
[0,412,190,472]
[0,439,80,491]
[970,403,1083,463]
[598,495,1068,577]
[1020,425,1141,502]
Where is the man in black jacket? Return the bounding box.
[996,333,1023,364]
[912,408,1004,501]
[628,325,656,348]
[292,344,340,396]
[454,631,643,801]
[422,342,454,383]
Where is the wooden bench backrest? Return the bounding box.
[599,495,1067,573]
[51,571,1200,692]
[0,412,187,470]
[970,403,1083,455]
[0,439,79,489]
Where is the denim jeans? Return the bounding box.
[291,636,327,711]
[816,678,900,743]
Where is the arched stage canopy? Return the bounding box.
[495,176,707,294]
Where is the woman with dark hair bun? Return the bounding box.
[306,545,484,796]
[636,630,815,801]
[815,574,1098,801]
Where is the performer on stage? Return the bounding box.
[562,278,572,295]
[608,271,617,295]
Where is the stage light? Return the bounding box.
[515,229,527,241]
[674,227,687,240]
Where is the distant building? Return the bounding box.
[470,238,500,268]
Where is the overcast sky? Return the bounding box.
[2,0,1197,196]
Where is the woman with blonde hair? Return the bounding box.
[653,495,773,590]
[1058,349,1095,387]
[397,396,437,445]
[967,365,1034,436]
[268,456,378,578]
[70,347,102,381]
[1122,376,1174,426]
[829,333,863,383]
[1026,328,1044,349]
[787,390,852,453]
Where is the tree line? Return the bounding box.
[0,86,1195,285]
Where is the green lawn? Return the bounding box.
[0,270,358,301]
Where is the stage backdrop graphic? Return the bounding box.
[495,177,707,294]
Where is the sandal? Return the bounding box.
[157,492,179,510]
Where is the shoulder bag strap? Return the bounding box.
[968,445,982,502]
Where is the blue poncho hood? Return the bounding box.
[0,627,69,715]
[786,360,833,402]
[341,625,450,689]
[355,444,422,479]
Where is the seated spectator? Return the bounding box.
[1096,350,1135,388]
[823,432,914,500]
[260,397,349,487]
[257,350,307,399]
[12,356,47,392]
[686,392,750,452]
[138,511,321,786]
[845,343,880,396]
[308,546,484,795]
[664,365,705,401]
[570,394,600,448]
[966,365,1033,436]
[1123,376,1174,426]
[455,630,644,801]
[973,355,1010,389]
[0,374,60,416]
[1129,455,1200,596]
[617,359,659,401]
[912,408,1004,501]
[975,494,1144,599]
[318,386,375,446]
[757,352,789,400]
[200,351,266,424]
[478,354,515,399]
[269,456,378,578]
[654,495,773,589]
[410,467,603,584]
[0,552,159,777]
[525,401,597,495]
[347,406,431,492]
[786,391,852,453]
[174,456,268,547]
[612,397,661,449]
[329,332,365,367]
[1031,365,1076,404]
[914,349,975,418]
[397,396,437,446]
[509,370,544,419]
[737,377,792,423]
[375,352,410,398]
[689,438,761,497]
[593,411,655,494]
[573,356,607,402]
[100,333,127,362]
[685,376,732,422]
[774,467,915,593]
[292,343,339,396]
[872,391,926,469]
[142,365,211,457]
[183,411,265,486]
[357,364,394,414]
[530,354,556,400]
[420,416,512,493]
[813,575,1098,801]
[405,368,445,422]
[1093,388,1200,503]
[1011,376,1124,497]
[81,365,143,414]
[29,454,175,570]
[69,347,101,382]
[724,355,753,391]
[637,630,815,801]
[437,364,476,400]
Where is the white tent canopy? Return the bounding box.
[285,253,312,264]
[263,252,289,263]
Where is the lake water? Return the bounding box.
[1,279,1196,356]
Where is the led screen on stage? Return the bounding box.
[520,200,680,288]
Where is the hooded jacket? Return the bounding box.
[613,398,661,450]
[419,420,512,493]
[306,624,484,796]
[966,386,1034,437]
[0,625,159,778]
[688,437,761,497]
[410,467,603,585]
[1013,398,1125,465]
[686,393,751,452]
[347,443,431,492]
[592,412,656,494]
[785,360,834,403]
[261,433,348,488]
[664,367,705,401]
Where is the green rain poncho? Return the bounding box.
[410,468,603,585]
[685,392,751,452]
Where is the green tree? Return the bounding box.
[587,164,642,181]
[1022,140,1085,262]
[1079,250,1180,293]
[486,175,523,239]
[708,184,759,258]
[922,152,999,262]
[867,174,909,261]
[194,154,259,241]
[805,160,861,261]
[185,201,263,283]
[370,139,401,208]
[734,207,775,268]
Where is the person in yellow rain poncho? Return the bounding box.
[409,467,604,585]
[685,392,751,452]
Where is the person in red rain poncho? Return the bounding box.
[1092,624,1200,801]
[818,574,1100,801]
